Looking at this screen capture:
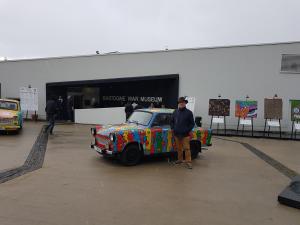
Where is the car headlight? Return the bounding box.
[13,116,18,124]
[109,133,116,142]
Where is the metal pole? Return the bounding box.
[291,120,294,139]
[236,117,240,134]
[268,120,270,137]
[263,119,267,137]
[224,116,227,135]
[251,117,254,137]
[242,123,245,136]
[279,119,282,139]
[217,116,219,135]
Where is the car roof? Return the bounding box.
[0,98,19,103]
[137,108,175,114]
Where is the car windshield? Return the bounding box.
[0,101,18,111]
[127,111,153,126]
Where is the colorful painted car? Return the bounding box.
[91,108,212,165]
[0,99,23,132]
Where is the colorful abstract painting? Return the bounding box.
[209,99,230,116]
[235,100,258,118]
[290,99,300,121]
[264,98,283,119]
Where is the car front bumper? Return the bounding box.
[0,125,21,131]
[91,144,114,156]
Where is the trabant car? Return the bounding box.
[91,108,212,165]
[0,99,23,133]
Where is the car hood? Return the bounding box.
[0,109,18,118]
[96,123,142,136]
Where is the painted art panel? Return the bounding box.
[290,99,300,121]
[208,99,230,116]
[235,100,258,118]
[264,98,283,119]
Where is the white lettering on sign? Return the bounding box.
[102,96,163,103]
[140,97,163,103]
[128,96,139,102]
[102,96,126,102]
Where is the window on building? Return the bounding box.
[281,54,300,73]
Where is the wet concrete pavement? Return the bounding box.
[0,122,43,171]
[227,137,300,174]
[0,124,299,225]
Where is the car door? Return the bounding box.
[150,113,174,153]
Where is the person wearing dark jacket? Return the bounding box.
[67,95,74,122]
[45,96,58,134]
[171,97,195,169]
[125,102,134,121]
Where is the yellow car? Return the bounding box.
[0,99,23,132]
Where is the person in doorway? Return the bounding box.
[57,96,64,120]
[171,97,195,169]
[124,102,134,120]
[67,95,74,122]
[149,103,155,108]
[132,102,138,109]
[45,96,58,135]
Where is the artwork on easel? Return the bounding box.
[235,100,258,118]
[235,98,257,136]
[290,99,300,139]
[290,100,300,121]
[264,96,283,138]
[264,98,283,119]
[209,99,230,116]
[209,97,230,134]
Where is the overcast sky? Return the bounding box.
[0,0,299,59]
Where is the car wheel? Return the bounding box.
[190,141,201,160]
[121,144,142,166]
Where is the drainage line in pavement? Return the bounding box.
[0,125,49,184]
[215,137,299,180]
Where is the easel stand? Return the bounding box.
[236,117,254,136]
[263,118,282,138]
[210,116,227,135]
[291,120,300,139]
[24,110,38,121]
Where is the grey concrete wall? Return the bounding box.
[0,42,300,131]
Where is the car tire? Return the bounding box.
[121,144,142,166]
[190,141,201,160]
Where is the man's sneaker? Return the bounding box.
[186,163,193,169]
[175,160,183,164]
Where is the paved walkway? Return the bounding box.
[0,122,44,171]
[0,124,299,225]
[230,137,300,174]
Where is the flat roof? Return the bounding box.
[1,41,300,63]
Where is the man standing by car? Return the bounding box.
[45,96,57,135]
[171,97,195,169]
